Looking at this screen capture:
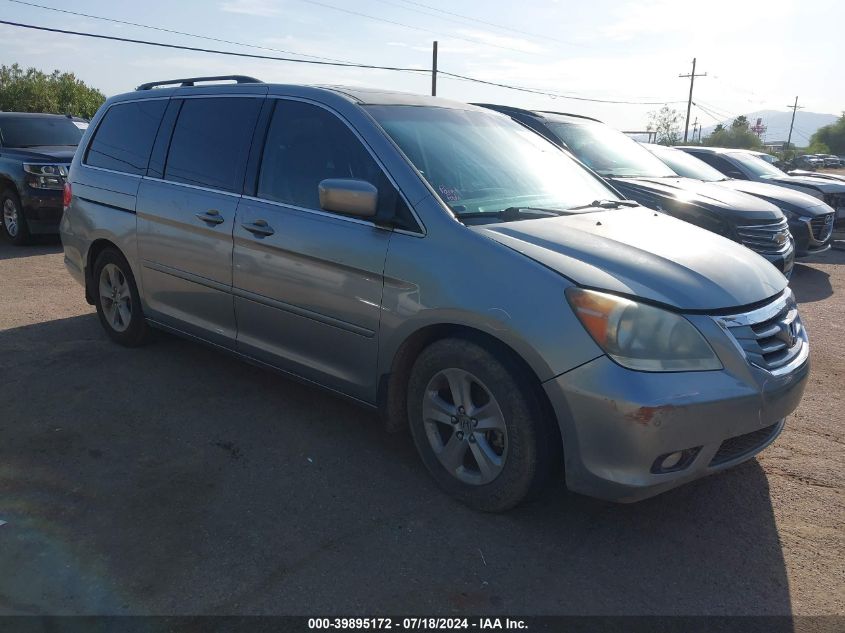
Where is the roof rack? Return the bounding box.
[136,75,263,90]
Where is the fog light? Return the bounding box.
[651,447,700,474]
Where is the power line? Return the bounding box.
[295,0,550,57]
[439,71,685,105]
[373,0,588,49]
[6,0,353,64]
[0,19,686,106]
[0,19,429,73]
[692,102,724,125]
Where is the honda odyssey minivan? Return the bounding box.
[61,77,810,511]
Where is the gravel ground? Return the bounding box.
[0,236,842,616]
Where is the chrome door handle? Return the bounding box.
[241,219,275,237]
[195,209,224,225]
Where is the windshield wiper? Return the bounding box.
[569,199,640,210]
[455,207,571,220]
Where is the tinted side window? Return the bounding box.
[165,97,262,192]
[693,152,734,174]
[257,100,382,211]
[85,100,167,175]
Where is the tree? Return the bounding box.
[703,115,763,149]
[647,106,682,145]
[810,113,845,154]
[0,64,105,119]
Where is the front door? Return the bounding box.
[233,99,393,401]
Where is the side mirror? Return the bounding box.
[318,178,378,217]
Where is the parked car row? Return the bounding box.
[50,76,811,512]
[476,105,839,267]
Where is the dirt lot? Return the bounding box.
[0,237,842,616]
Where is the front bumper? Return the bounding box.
[790,215,834,257]
[543,303,810,503]
[757,246,794,276]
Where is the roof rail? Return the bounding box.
[537,110,602,123]
[136,75,263,90]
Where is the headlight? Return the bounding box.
[566,288,722,372]
[23,163,67,190]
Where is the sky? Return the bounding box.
[1,0,843,132]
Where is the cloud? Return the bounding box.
[600,0,795,40]
[219,0,283,17]
[453,28,545,55]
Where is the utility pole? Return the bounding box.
[785,96,803,151]
[691,117,698,143]
[431,41,438,97]
[679,58,707,142]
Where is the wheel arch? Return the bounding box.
[84,238,124,304]
[378,322,561,454]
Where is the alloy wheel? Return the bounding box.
[99,263,132,333]
[421,368,508,485]
[3,199,19,237]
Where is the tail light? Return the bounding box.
[63,181,72,209]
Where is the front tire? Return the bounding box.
[93,248,149,347]
[1,189,31,245]
[407,338,558,512]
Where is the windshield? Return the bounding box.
[544,119,676,178]
[365,106,617,215]
[728,152,787,178]
[0,115,84,147]
[647,146,726,182]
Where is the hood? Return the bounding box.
[788,169,845,183]
[608,176,782,223]
[762,174,845,195]
[0,146,77,162]
[716,179,834,216]
[471,206,786,311]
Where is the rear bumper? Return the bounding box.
[543,351,809,503]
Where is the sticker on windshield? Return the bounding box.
[438,185,461,202]
[73,121,89,130]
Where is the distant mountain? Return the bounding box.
[699,110,839,147]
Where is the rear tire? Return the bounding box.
[407,338,558,512]
[1,189,31,246]
[92,248,149,347]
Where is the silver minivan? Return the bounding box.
[61,77,809,511]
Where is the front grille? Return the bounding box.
[736,218,791,254]
[715,290,806,373]
[810,213,834,242]
[710,423,779,466]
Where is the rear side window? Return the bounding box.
[164,97,261,192]
[257,100,382,210]
[85,100,167,175]
[691,152,735,174]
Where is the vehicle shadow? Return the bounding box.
[0,314,793,622]
[0,235,62,261]
[790,263,833,303]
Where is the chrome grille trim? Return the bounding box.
[735,218,792,255]
[713,289,808,376]
[810,213,834,242]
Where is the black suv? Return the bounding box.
[0,113,85,245]
[476,105,795,276]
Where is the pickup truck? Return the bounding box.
[0,112,85,245]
